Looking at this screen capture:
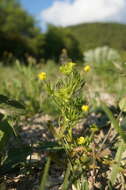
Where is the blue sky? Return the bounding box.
[20,0,65,29]
[20,0,64,16]
[20,0,126,30]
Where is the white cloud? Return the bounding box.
[40,0,126,27]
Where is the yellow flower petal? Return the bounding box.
[84,65,91,72]
[77,137,85,145]
[81,105,89,112]
[38,72,46,80]
[60,62,76,74]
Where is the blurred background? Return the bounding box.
[1,0,126,63]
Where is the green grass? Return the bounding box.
[1,58,126,116]
[0,61,60,116]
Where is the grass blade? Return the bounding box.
[39,156,51,190]
[81,179,89,190]
[62,161,71,190]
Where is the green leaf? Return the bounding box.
[0,130,4,143]
[0,94,25,110]
[101,102,126,142]
[109,140,126,185]
[81,179,89,190]
[0,119,14,151]
[6,99,25,109]
[0,145,31,174]
[119,96,126,112]
[119,118,126,142]
[38,141,65,151]
[0,95,8,103]
[101,102,119,132]
[0,183,6,190]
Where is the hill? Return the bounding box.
[68,22,126,52]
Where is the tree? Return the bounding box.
[0,0,43,61]
[0,0,40,36]
[44,25,82,62]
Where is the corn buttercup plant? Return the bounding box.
[38,62,102,189]
[38,61,126,190]
[38,62,89,141]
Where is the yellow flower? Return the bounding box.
[81,105,89,112]
[84,65,91,72]
[38,72,46,80]
[90,124,99,132]
[77,136,85,145]
[89,164,100,169]
[60,62,76,74]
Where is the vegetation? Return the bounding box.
[84,46,121,64]
[44,25,82,62]
[0,0,82,62]
[0,0,41,59]
[1,1,126,189]
[0,53,126,189]
[2,1,126,63]
[68,22,126,52]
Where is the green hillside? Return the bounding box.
[68,22,126,52]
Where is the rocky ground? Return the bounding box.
[1,104,126,190]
